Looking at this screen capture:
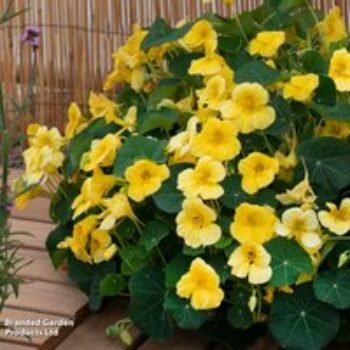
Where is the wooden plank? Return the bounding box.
[0,307,76,349]
[18,248,71,285]
[10,218,55,250]
[139,331,209,350]
[6,281,88,319]
[0,343,32,350]
[57,299,130,350]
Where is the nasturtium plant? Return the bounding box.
[14,0,350,348]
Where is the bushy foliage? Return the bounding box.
[16,1,350,348]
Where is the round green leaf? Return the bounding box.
[164,293,208,330]
[297,137,350,199]
[265,237,313,287]
[99,273,126,297]
[129,267,174,340]
[314,269,350,310]
[269,284,340,350]
[139,220,170,252]
[138,108,179,135]
[141,18,192,50]
[113,136,167,176]
[227,306,253,330]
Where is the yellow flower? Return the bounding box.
[276,207,322,251]
[167,117,199,165]
[249,31,285,58]
[176,258,224,310]
[197,75,228,110]
[123,106,138,132]
[318,7,347,46]
[329,48,350,92]
[230,203,277,244]
[72,168,117,219]
[238,152,279,195]
[189,53,226,76]
[88,92,120,124]
[176,198,221,248]
[13,179,43,210]
[276,172,317,209]
[316,120,350,139]
[81,133,121,172]
[116,24,147,69]
[228,243,272,284]
[220,83,276,134]
[57,215,99,264]
[178,156,226,200]
[125,159,170,202]
[99,192,139,230]
[65,102,86,139]
[182,20,217,54]
[58,215,117,264]
[27,125,64,151]
[192,118,241,161]
[23,146,64,184]
[195,108,218,123]
[319,199,350,236]
[283,74,319,102]
[90,229,118,264]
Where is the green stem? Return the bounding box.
[234,14,248,44]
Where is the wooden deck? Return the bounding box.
[0,169,212,349]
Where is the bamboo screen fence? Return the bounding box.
[0,0,349,131]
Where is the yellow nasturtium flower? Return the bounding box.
[220,83,276,134]
[58,215,117,264]
[176,257,224,310]
[176,198,221,248]
[125,159,170,202]
[318,199,350,236]
[88,92,120,124]
[191,118,241,161]
[228,243,272,284]
[189,53,227,76]
[316,120,350,139]
[23,146,64,185]
[329,48,350,92]
[72,168,117,219]
[230,203,277,244]
[58,215,99,264]
[275,207,322,252]
[27,124,64,151]
[167,117,198,165]
[90,229,118,264]
[249,31,286,58]
[123,106,138,132]
[283,74,319,102]
[318,6,347,46]
[13,179,43,210]
[99,193,139,230]
[182,20,217,54]
[276,172,317,209]
[65,102,86,139]
[238,152,279,195]
[81,133,121,172]
[177,156,226,200]
[197,75,228,110]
